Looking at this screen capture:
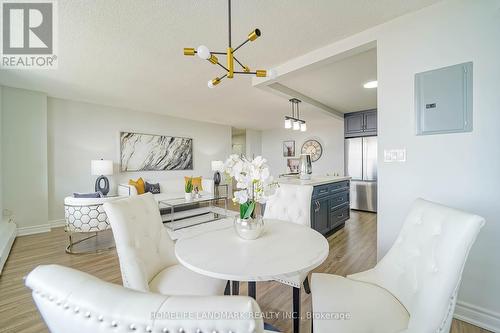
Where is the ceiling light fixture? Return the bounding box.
[285,98,306,132]
[183,0,276,88]
[363,80,378,89]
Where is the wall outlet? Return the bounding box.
[384,149,406,162]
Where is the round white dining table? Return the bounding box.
[175,219,329,282]
[175,219,329,333]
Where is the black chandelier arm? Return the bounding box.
[233,38,250,53]
[210,51,227,55]
[233,71,257,75]
[216,62,230,72]
[233,56,246,69]
[228,0,232,47]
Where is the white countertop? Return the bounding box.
[277,175,351,186]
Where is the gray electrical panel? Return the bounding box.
[415,62,473,135]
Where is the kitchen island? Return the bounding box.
[278,175,351,236]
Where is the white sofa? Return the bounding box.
[118,178,214,201]
[26,264,275,333]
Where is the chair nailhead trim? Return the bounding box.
[129,323,136,330]
[98,315,104,322]
[111,320,118,327]
[85,312,91,318]
[145,326,152,332]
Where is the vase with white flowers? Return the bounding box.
[223,155,278,240]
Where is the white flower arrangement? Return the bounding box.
[223,154,278,219]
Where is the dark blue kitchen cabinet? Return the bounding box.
[345,109,377,137]
[311,180,350,236]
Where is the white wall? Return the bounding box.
[263,1,500,328]
[376,1,500,326]
[245,129,262,159]
[1,87,49,230]
[0,86,3,219]
[261,115,344,177]
[48,98,232,222]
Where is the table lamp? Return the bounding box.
[91,159,113,196]
[211,160,224,185]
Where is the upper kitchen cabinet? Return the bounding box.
[345,109,377,137]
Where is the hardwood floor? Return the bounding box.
[0,211,489,333]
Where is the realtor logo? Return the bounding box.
[1,0,58,68]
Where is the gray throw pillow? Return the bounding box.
[145,182,161,194]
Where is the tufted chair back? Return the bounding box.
[263,183,313,226]
[26,265,266,333]
[104,193,177,291]
[349,198,485,333]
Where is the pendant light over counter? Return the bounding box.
[284,98,306,132]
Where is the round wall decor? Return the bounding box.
[301,139,323,162]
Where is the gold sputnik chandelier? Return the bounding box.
[183,0,276,88]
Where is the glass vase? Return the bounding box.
[234,215,264,240]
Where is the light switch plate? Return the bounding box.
[384,149,406,162]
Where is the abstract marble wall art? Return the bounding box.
[120,132,193,171]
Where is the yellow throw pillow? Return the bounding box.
[185,176,203,191]
[129,177,145,194]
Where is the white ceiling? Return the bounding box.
[0,0,440,129]
[279,48,377,113]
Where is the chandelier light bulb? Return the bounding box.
[207,80,214,88]
[300,122,307,132]
[284,118,292,129]
[293,121,300,131]
[197,45,211,60]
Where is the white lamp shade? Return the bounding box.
[284,118,292,129]
[293,121,300,131]
[211,160,224,172]
[91,160,113,176]
[300,122,307,132]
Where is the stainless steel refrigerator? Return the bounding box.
[345,136,377,212]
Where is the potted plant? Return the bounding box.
[223,155,277,240]
[185,177,193,201]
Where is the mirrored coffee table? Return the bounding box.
[158,194,229,232]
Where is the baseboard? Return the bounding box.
[17,224,51,236]
[16,219,66,236]
[454,301,500,332]
[0,220,17,274]
[50,219,65,228]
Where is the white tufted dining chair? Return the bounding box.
[263,183,315,332]
[311,198,485,333]
[103,193,227,296]
[26,264,276,333]
[263,183,313,227]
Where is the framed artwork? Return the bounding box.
[283,140,295,157]
[120,132,193,171]
[287,158,300,173]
